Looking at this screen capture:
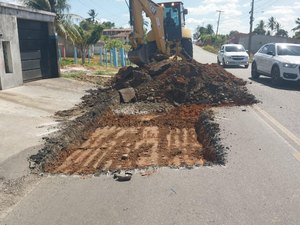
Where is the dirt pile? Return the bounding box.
[114,59,256,105]
[29,59,256,175]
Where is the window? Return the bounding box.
[225,45,246,52]
[277,45,300,56]
[267,44,275,54]
[259,45,269,54]
[2,41,13,73]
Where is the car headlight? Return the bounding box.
[282,63,298,68]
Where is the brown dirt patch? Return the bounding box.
[45,105,206,175]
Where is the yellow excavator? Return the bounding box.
[128,0,193,66]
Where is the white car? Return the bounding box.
[217,44,249,68]
[251,43,300,85]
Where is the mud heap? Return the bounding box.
[30,59,257,175]
[114,59,256,105]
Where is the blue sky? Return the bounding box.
[1,0,300,36]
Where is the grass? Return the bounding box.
[60,56,119,74]
[202,45,219,54]
[60,58,75,67]
[61,71,83,79]
[59,56,119,85]
[95,70,117,76]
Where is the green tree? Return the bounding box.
[275,22,281,33]
[193,26,205,40]
[73,11,104,64]
[267,16,276,35]
[88,9,97,23]
[276,29,288,37]
[193,25,214,40]
[105,39,124,50]
[22,0,78,41]
[292,18,300,34]
[206,24,214,35]
[293,31,300,39]
[253,20,266,35]
[102,21,115,29]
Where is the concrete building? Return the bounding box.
[0,2,59,90]
[102,28,132,43]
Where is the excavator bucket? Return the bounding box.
[128,44,150,66]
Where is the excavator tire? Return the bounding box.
[181,38,193,59]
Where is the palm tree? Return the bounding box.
[267,16,276,35]
[253,20,266,35]
[206,24,214,35]
[275,22,281,33]
[292,18,300,32]
[73,19,103,64]
[22,0,78,42]
[88,9,97,23]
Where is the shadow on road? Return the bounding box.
[222,65,249,69]
[249,77,300,91]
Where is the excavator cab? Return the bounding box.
[159,2,185,42]
[128,0,192,66]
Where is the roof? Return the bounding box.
[0,2,56,22]
[103,28,132,32]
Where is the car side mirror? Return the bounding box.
[220,50,224,53]
[183,9,188,15]
[267,51,274,56]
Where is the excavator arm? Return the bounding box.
[128,0,193,66]
[128,0,167,65]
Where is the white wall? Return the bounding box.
[239,34,300,53]
[0,14,23,90]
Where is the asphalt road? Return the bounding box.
[195,46,300,153]
[2,47,300,225]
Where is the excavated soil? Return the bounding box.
[114,60,256,105]
[45,105,207,175]
[30,59,256,175]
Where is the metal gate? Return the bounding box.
[17,19,48,81]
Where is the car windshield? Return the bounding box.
[277,45,300,56]
[225,46,245,52]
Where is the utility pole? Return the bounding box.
[215,10,224,36]
[248,0,255,54]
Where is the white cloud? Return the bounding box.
[186,0,299,36]
[0,0,22,5]
[187,0,243,34]
[257,4,298,34]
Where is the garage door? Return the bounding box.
[17,19,48,81]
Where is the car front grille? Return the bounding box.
[231,56,245,60]
[283,73,298,79]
